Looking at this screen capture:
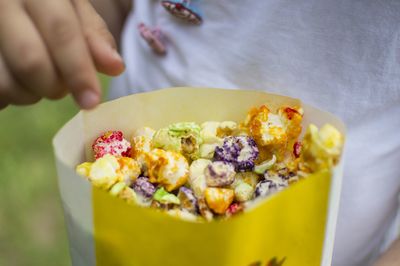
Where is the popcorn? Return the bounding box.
[200,121,237,143]
[85,154,120,190]
[167,209,199,222]
[214,136,259,171]
[245,105,287,146]
[76,103,343,222]
[204,188,234,214]
[153,187,180,205]
[131,127,156,169]
[204,161,236,187]
[197,198,214,221]
[199,143,220,159]
[278,107,303,144]
[254,172,288,199]
[301,124,344,171]
[199,121,237,159]
[76,162,92,177]
[245,106,303,149]
[132,177,156,199]
[152,122,202,160]
[92,131,131,159]
[110,182,138,205]
[76,154,141,190]
[177,187,198,213]
[233,172,260,188]
[117,157,141,186]
[188,159,211,197]
[145,149,189,192]
[233,181,254,202]
[254,155,277,174]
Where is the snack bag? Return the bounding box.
[53,87,346,266]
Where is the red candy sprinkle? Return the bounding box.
[284,107,300,120]
[293,141,302,158]
[226,203,244,217]
[92,131,131,159]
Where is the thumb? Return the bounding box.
[73,0,125,76]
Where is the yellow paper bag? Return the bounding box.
[53,87,346,266]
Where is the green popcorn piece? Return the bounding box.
[254,155,277,174]
[153,187,181,205]
[153,122,203,159]
[152,128,181,152]
[109,182,126,196]
[168,122,201,137]
[234,181,254,202]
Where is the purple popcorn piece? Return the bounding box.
[205,161,236,187]
[254,172,288,198]
[178,187,198,213]
[132,177,156,198]
[214,136,259,171]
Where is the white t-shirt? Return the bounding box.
[110,1,400,265]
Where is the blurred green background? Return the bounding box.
[0,75,110,266]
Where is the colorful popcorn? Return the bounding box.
[76,104,343,221]
[92,131,131,159]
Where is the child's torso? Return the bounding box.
[112,1,400,265]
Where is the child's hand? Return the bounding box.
[0,0,125,110]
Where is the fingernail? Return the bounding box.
[78,90,100,109]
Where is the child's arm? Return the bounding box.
[374,237,400,266]
[0,0,131,111]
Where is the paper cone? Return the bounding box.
[53,87,345,266]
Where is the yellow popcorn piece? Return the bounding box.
[245,105,304,148]
[199,121,235,159]
[117,157,141,186]
[217,121,237,138]
[204,188,234,214]
[302,124,344,171]
[76,162,92,178]
[145,149,189,192]
[245,105,287,146]
[278,106,303,144]
[200,122,223,143]
[131,127,156,169]
[200,121,237,143]
[199,143,220,159]
[189,159,211,198]
[89,154,120,190]
[166,209,200,222]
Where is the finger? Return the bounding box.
[0,52,41,105]
[73,0,125,76]
[0,1,63,99]
[26,0,101,109]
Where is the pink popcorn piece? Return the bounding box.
[92,131,132,159]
